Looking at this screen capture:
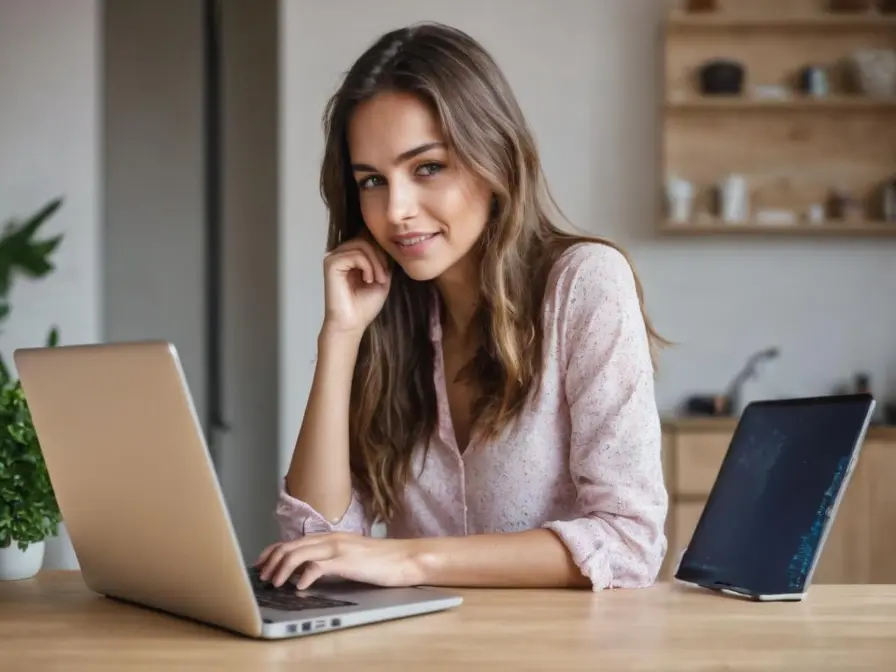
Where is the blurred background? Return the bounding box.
[1,0,894,579]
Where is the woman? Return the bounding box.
[256,21,669,592]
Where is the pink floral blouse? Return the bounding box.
[276,242,669,590]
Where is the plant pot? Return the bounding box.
[0,540,45,580]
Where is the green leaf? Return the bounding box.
[0,378,62,551]
[0,196,65,300]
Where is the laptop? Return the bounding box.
[673,393,875,602]
[14,341,463,639]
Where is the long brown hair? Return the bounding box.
[320,22,667,525]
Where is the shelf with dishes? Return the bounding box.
[663,173,896,236]
[662,1,896,238]
[666,95,896,111]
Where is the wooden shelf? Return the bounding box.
[666,95,896,111]
[660,218,896,237]
[668,11,896,30]
[662,1,896,239]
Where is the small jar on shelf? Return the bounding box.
[827,189,864,223]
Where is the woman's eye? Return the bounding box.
[358,175,384,190]
[416,162,443,177]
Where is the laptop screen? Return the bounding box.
[675,394,874,597]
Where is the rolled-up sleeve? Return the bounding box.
[275,480,372,539]
[542,244,668,590]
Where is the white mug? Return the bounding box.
[720,174,749,223]
[666,177,694,223]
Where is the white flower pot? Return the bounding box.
[0,540,45,581]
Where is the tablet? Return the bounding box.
[674,393,875,601]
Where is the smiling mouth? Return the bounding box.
[395,233,439,247]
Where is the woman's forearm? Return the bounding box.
[410,529,592,589]
[285,328,361,522]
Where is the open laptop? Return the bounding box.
[673,393,875,602]
[14,341,463,639]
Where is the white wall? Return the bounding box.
[279,0,896,472]
[0,0,101,570]
[0,0,101,359]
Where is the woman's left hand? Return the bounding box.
[254,533,425,590]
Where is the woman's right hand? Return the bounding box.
[321,236,392,338]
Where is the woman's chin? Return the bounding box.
[398,259,445,282]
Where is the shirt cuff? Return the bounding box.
[275,478,370,539]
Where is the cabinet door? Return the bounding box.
[866,443,896,583]
[811,444,872,584]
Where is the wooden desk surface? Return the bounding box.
[2,572,895,670]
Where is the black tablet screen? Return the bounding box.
[675,395,873,596]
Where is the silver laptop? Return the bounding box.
[14,341,463,639]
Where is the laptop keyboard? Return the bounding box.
[247,567,357,612]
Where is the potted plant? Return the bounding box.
[0,362,61,579]
[0,197,64,580]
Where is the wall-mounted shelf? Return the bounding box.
[661,0,896,238]
[667,11,896,31]
[660,218,896,236]
[666,95,896,111]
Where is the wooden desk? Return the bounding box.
[2,572,895,670]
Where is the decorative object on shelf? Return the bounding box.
[718,174,750,223]
[666,176,695,223]
[799,65,829,97]
[827,188,864,222]
[686,0,717,12]
[885,402,896,425]
[828,0,873,11]
[807,203,827,225]
[698,59,745,95]
[847,49,896,97]
[882,178,896,221]
[755,209,798,226]
[753,84,792,101]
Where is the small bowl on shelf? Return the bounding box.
[698,59,745,96]
[847,49,896,97]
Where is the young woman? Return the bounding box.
[256,22,669,592]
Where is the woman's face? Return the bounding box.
[346,91,492,282]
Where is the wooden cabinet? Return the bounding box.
[660,418,896,583]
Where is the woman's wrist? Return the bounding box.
[318,322,364,353]
[404,537,439,586]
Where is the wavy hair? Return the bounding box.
[319,22,667,525]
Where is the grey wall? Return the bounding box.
[103,0,279,560]
[103,0,207,425]
[278,0,896,472]
[218,0,280,558]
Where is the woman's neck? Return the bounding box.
[435,255,479,344]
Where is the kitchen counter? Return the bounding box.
[662,416,896,441]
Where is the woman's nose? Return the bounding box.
[386,180,419,224]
